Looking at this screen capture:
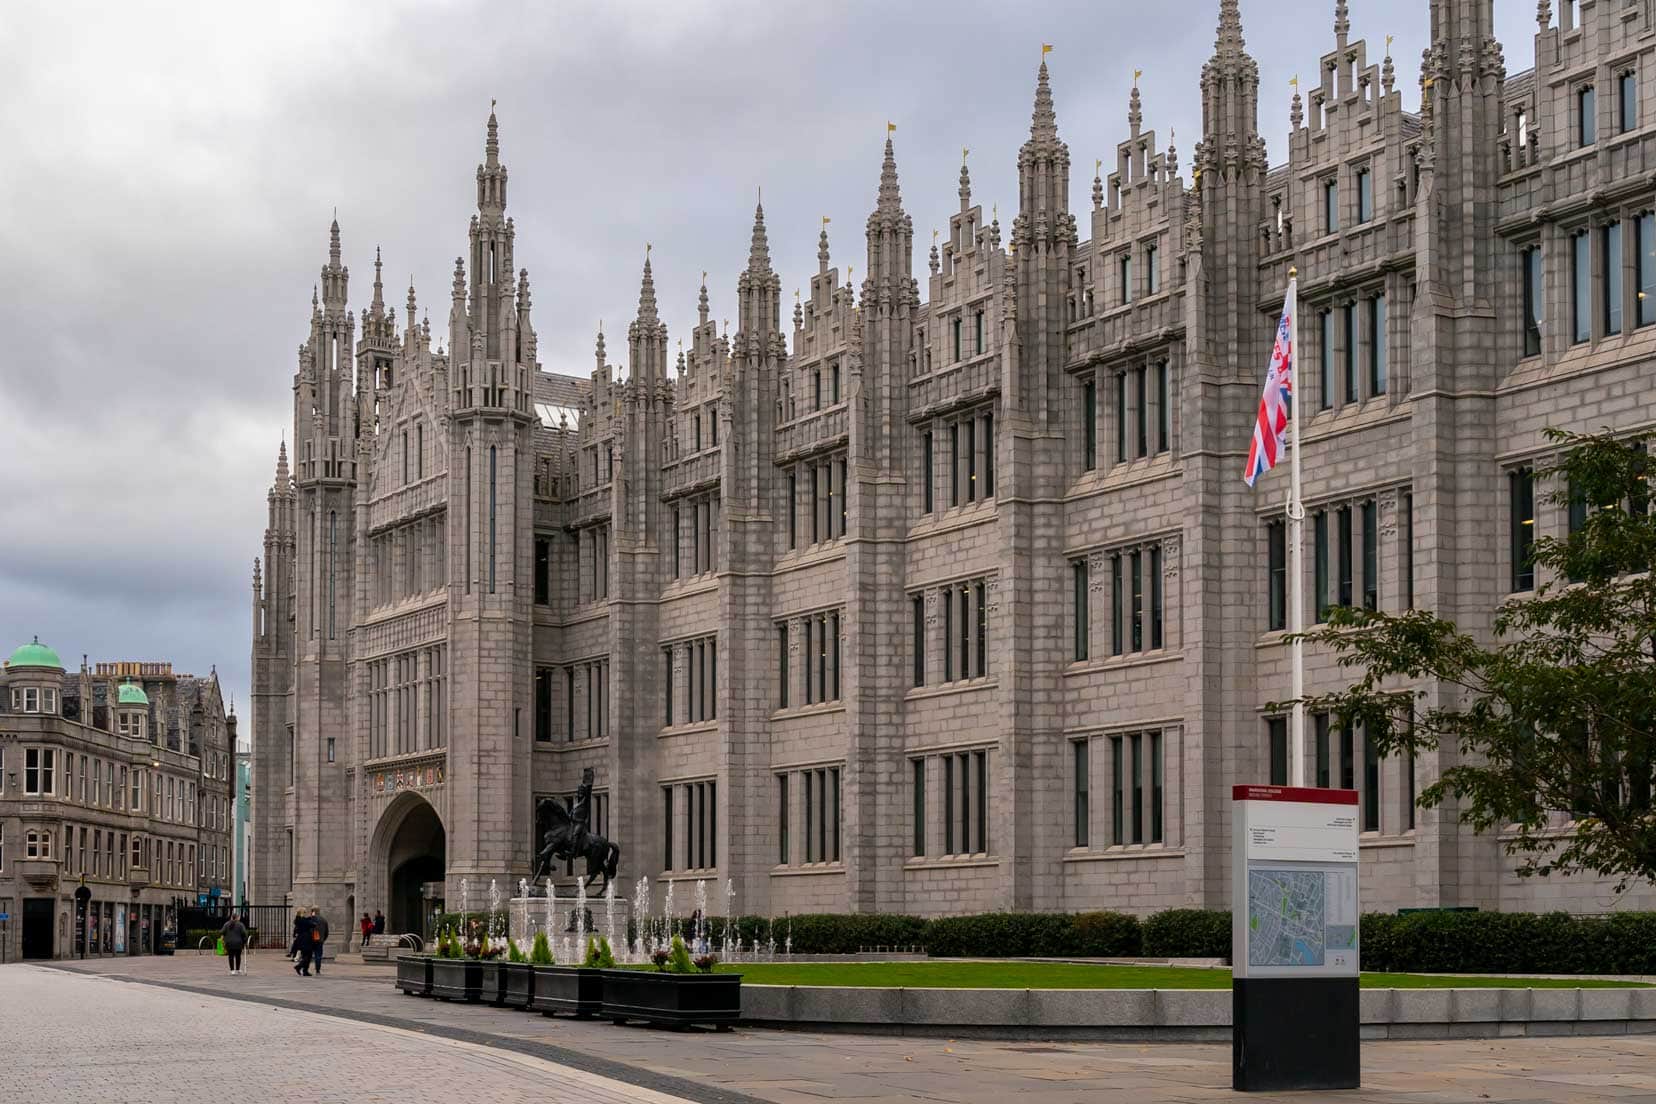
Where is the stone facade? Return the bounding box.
[252,0,1656,931]
[0,647,235,959]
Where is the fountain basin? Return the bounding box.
[500,961,534,1009]
[395,953,433,997]
[599,969,742,1029]
[528,965,604,1018]
[430,958,483,1002]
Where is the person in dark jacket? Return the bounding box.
[290,909,314,976]
[221,915,248,975]
[372,909,385,936]
[309,907,330,975]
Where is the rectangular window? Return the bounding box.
[1620,70,1638,134]
[1135,364,1149,458]
[1638,213,1656,328]
[776,626,789,709]
[1368,295,1387,395]
[831,611,842,699]
[1072,559,1089,660]
[1073,740,1089,847]
[1337,505,1354,608]
[663,787,674,871]
[1339,721,1356,791]
[1522,245,1543,355]
[803,771,815,862]
[535,668,552,742]
[1324,178,1339,233]
[1402,491,1415,608]
[778,774,790,864]
[973,310,984,354]
[975,582,988,678]
[1356,168,1372,223]
[831,361,841,403]
[1130,732,1144,844]
[974,749,988,854]
[948,423,960,508]
[1579,84,1596,147]
[1149,547,1163,649]
[1315,712,1331,788]
[1268,717,1288,786]
[1111,553,1124,656]
[1362,500,1378,611]
[1150,730,1163,843]
[534,537,550,604]
[911,759,925,857]
[1342,303,1357,404]
[958,587,971,681]
[1130,550,1144,652]
[922,431,934,513]
[982,412,995,498]
[963,417,976,503]
[942,754,954,854]
[952,317,962,362]
[912,595,925,687]
[1110,736,1125,844]
[1314,510,1330,620]
[1510,468,1535,591]
[1605,221,1624,336]
[1267,519,1287,631]
[1572,231,1591,343]
[24,748,54,795]
[1319,309,1333,409]
[1156,362,1170,453]
[943,591,953,682]
[1363,723,1381,832]
[1120,253,1133,303]
[1115,371,1128,463]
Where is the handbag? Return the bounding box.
[215,936,227,956]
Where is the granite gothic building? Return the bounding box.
[253,0,1656,933]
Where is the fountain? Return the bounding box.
[631,875,650,963]
[488,878,502,941]
[693,879,708,953]
[663,880,677,950]
[574,875,589,958]
[604,881,618,960]
[723,878,737,961]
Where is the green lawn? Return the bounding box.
[687,960,1650,990]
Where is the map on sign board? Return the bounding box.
[1247,867,1358,968]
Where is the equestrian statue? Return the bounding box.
[534,767,621,895]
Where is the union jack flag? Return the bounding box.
[1244,279,1296,487]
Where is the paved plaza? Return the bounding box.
[12,954,1655,1103]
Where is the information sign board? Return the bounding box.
[1232,785,1360,979]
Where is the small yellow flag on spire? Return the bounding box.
[822,215,831,226]
[962,146,970,162]
[887,121,896,134]
[1095,157,1103,174]
[1289,74,1299,89]
[1041,43,1053,56]
[1385,34,1393,50]
[1133,68,1143,84]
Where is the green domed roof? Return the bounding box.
[7,637,62,670]
[117,680,150,706]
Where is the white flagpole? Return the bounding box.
[1286,268,1306,788]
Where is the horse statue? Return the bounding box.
[534,767,621,895]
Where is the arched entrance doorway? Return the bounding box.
[375,793,445,938]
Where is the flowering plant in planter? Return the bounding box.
[693,953,719,973]
[651,948,672,971]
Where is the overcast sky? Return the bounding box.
[0,0,1537,726]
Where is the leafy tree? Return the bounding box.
[1284,430,1654,890]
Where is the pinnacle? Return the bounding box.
[818,222,831,273]
[485,100,500,166]
[1214,0,1246,58]
[746,200,771,274]
[959,149,972,212]
[637,251,658,323]
[370,245,385,312]
[452,256,465,300]
[328,216,342,265]
[876,135,902,215]
[698,273,710,325]
[275,440,291,488]
[1029,60,1058,143]
[1128,82,1142,137]
[1333,0,1349,49]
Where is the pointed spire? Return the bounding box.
[1537,0,1552,32]
[328,215,341,265]
[929,233,940,276]
[451,257,465,302]
[369,245,385,313]
[1215,0,1245,59]
[1030,59,1058,143]
[1128,80,1143,137]
[275,440,290,490]
[958,147,972,211]
[1291,83,1304,130]
[746,200,771,273]
[1382,36,1395,95]
[485,98,500,167]
[1093,159,1104,209]
[518,268,532,313]
[636,248,658,323]
[793,290,803,328]
[1333,0,1350,50]
[876,135,902,214]
[1166,129,1179,176]
[698,271,710,325]
[594,322,606,369]
[818,218,831,272]
[406,280,418,334]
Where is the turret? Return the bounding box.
[1011,55,1076,421]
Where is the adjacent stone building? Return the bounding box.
[252,0,1656,936]
[0,641,234,959]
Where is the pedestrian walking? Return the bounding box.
[290,908,314,976]
[372,909,385,937]
[221,914,248,975]
[359,912,373,948]
[310,907,329,975]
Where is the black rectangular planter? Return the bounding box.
[477,960,509,1006]
[528,965,604,1018]
[599,969,741,1029]
[395,954,432,997]
[500,961,534,1009]
[429,957,483,1002]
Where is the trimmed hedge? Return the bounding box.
[1360,910,1656,975]
[1142,909,1231,959]
[926,911,1141,958]
[702,913,927,954]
